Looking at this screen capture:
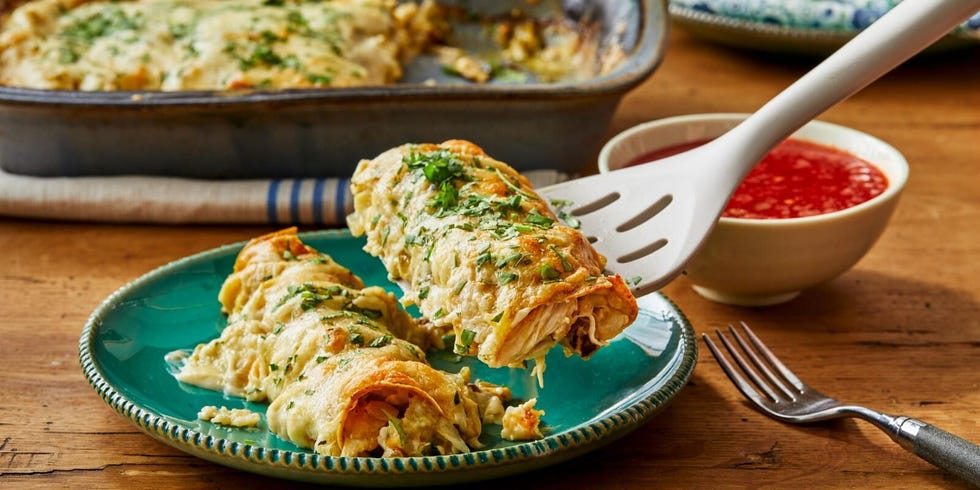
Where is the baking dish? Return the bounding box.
[0,0,667,178]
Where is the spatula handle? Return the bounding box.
[719,0,980,182]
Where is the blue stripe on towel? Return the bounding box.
[335,177,348,225]
[266,179,281,225]
[312,178,325,226]
[289,178,302,224]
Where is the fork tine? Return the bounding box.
[702,331,780,404]
[728,324,797,401]
[737,321,807,392]
[711,329,785,403]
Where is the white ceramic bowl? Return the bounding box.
[599,113,909,306]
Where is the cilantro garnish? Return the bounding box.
[540,263,560,281]
[497,271,518,285]
[404,150,468,212]
[550,245,573,271]
[368,334,392,348]
[455,329,476,354]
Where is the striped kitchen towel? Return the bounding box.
[0,168,569,225]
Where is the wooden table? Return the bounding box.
[2,25,978,489]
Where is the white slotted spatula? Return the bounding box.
[540,0,980,297]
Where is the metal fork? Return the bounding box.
[703,322,980,485]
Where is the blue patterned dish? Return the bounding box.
[670,0,980,54]
[79,229,698,486]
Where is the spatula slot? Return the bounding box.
[615,195,672,232]
[617,238,667,263]
[570,192,620,216]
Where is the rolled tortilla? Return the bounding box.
[348,140,638,372]
[175,229,485,456]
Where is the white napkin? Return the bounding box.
[0,167,569,225]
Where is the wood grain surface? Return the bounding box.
[1,24,978,489]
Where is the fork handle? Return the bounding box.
[890,416,980,485]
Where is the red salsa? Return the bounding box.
[626,138,889,219]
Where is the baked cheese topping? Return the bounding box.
[0,0,443,90]
[172,228,537,457]
[198,405,262,428]
[348,140,639,378]
[0,0,621,90]
[500,399,544,441]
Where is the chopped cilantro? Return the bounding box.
[380,225,390,246]
[285,10,307,30]
[404,150,468,212]
[406,344,421,358]
[495,252,524,268]
[526,209,554,228]
[550,245,573,272]
[368,334,392,348]
[61,5,140,42]
[492,167,538,201]
[476,249,493,267]
[558,211,581,229]
[378,408,407,446]
[540,263,560,281]
[168,22,191,40]
[497,271,518,285]
[459,329,476,347]
[345,303,382,320]
[405,233,426,246]
[454,329,476,354]
[276,283,337,311]
[58,46,80,64]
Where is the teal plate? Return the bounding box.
[79,229,698,487]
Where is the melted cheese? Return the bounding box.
[0,0,442,90]
[0,0,621,90]
[500,398,544,441]
[198,405,262,428]
[172,228,536,457]
[348,140,639,372]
